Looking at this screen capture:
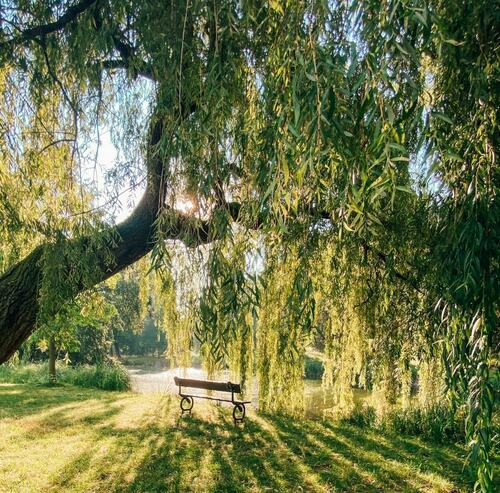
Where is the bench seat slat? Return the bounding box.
[174,376,241,393]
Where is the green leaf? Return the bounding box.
[395,185,414,194]
[432,112,453,124]
[443,38,464,46]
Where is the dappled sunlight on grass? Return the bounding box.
[262,415,468,492]
[0,383,473,492]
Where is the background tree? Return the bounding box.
[29,291,117,380]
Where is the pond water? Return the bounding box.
[127,365,370,417]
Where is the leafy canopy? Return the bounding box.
[0,1,498,490]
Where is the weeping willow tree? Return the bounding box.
[0,1,497,489]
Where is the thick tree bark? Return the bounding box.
[0,215,158,364]
[0,246,45,364]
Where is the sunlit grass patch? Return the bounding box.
[0,383,475,492]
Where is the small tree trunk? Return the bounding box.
[113,340,121,359]
[48,337,56,383]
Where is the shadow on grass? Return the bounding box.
[0,384,473,492]
[0,383,124,419]
[262,414,471,492]
[120,410,307,493]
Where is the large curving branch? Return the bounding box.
[0,2,198,363]
[1,1,155,81]
[0,96,254,364]
[0,0,99,50]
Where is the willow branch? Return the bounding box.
[99,59,154,81]
[1,0,98,49]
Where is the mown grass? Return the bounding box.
[0,362,130,391]
[0,383,477,493]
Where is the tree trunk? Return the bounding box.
[0,118,165,364]
[113,338,121,359]
[0,194,160,364]
[48,337,56,383]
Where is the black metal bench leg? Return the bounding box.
[232,403,245,424]
[180,396,194,415]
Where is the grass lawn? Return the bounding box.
[0,383,473,492]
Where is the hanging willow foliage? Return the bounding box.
[255,242,315,414]
[0,1,497,489]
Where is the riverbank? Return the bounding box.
[126,365,369,418]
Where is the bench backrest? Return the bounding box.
[174,376,241,393]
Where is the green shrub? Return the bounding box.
[380,404,466,443]
[304,355,324,380]
[0,361,131,392]
[337,399,466,444]
[341,405,377,427]
[63,362,131,391]
[0,362,49,384]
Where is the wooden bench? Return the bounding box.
[173,376,251,424]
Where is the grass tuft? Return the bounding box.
[380,404,466,443]
[340,402,467,444]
